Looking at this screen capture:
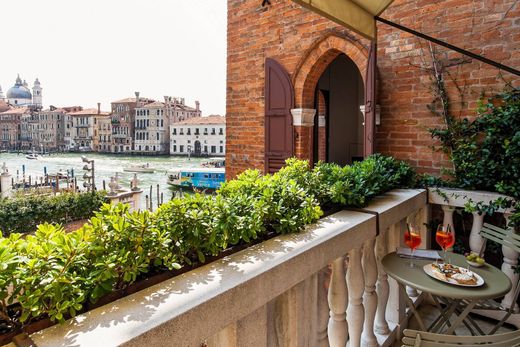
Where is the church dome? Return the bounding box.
[6,75,32,100]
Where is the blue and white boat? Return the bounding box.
[167,167,225,190]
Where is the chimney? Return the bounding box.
[97,103,101,114]
[195,100,200,112]
[135,92,140,105]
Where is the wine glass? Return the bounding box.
[404,223,422,267]
[436,224,454,263]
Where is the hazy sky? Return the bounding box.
[0,0,227,115]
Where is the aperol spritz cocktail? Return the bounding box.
[436,224,454,263]
[404,223,422,267]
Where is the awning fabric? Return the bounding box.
[292,0,394,40]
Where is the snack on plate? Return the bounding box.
[431,263,477,285]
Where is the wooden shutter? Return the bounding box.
[364,41,377,157]
[265,58,294,173]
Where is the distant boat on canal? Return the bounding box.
[26,153,39,160]
[123,163,156,173]
[167,167,225,190]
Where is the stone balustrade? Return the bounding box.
[428,188,519,329]
[9,189,427,347]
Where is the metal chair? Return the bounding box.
[461,223,520,334]
[402,328,520,347]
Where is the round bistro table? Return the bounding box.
[381,252,511,335]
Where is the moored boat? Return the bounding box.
[26,153,38,160]
[123,164,155,173]
[167,167,225,190]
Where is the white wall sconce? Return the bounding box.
[359,105,381,126]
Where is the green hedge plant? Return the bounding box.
[0,154,416,333]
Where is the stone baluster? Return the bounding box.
[347,248,365,347]
[328,257,348,347]
[441,205,456,250]
[317,267,330,346]
[469,211,485,255]
[501,213,519,311]
[375,231,390,335]
[362,238,378,346]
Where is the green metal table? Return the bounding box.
[381,252,511,335]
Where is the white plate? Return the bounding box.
[423,264,484,287]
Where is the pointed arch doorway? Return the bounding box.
[314,54,365,166]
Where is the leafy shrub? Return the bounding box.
[0,154,416,332]
[0,191,106,236]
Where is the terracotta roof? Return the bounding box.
[68,108,110,116]
[140,101,164,108]
[0,100,10,113]
[0,107,30,115]
[112,97,154,104]
[175,115,225,125]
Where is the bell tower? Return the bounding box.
[32,78,42,108]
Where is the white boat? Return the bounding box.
[123,163,155,173]
[167,167,225,190]
[26,153,38,160]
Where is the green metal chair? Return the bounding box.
[459,223,520,335]
[402,328,520,347]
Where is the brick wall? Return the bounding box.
[226,0,519,178]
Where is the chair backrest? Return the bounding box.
[480,223,520,253]
[402,329,520,347]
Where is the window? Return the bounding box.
[161,119,164,127]
[173,128,177,135]
[219,128,223,135]
[187,129,191,135]
[204,145,208,153]
[211,128,216,135]
[220,146,223,153]
[180,145,184,153]
[157,132,159,140]
[211,146,216,153]
[187,140,191,144]
[195,128,199,135]
[173,145,177,152]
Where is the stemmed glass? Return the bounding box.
[436,224,455,263]
[404,223,422,267]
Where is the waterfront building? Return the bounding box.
[60,106,82,150]
[111,93,154,153]
[134,101,170,154]
[96,113,112,153]
[36,108,67,151]
[0,107,28,150]
[4,75,43,109]
[68,108,99,151]
[170,115,225,157]
[20,112,40,150]
[164,96,201,123]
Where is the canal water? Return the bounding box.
[0,153,214,209]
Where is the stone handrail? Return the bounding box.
[428,187,519,329]
[13,189,427,347]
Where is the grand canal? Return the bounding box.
[0,153,215,209]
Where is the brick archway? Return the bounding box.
[293,34,369,109]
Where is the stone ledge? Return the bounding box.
[428,188,514,213]
[14,189,425,347]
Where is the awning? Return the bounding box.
[292,0,394,40]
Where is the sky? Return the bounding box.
[0,0,227,115]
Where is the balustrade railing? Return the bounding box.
[15,189,428,347]
[429,188,519,329]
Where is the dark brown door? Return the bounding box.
[265,58,294,173]
[364,41,377,157]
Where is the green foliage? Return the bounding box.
[0,191,106,236]
[0,154,415,331]
[429,88,520,228]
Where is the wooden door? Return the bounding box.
[265,58,294,173]
[364,41,377,157]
